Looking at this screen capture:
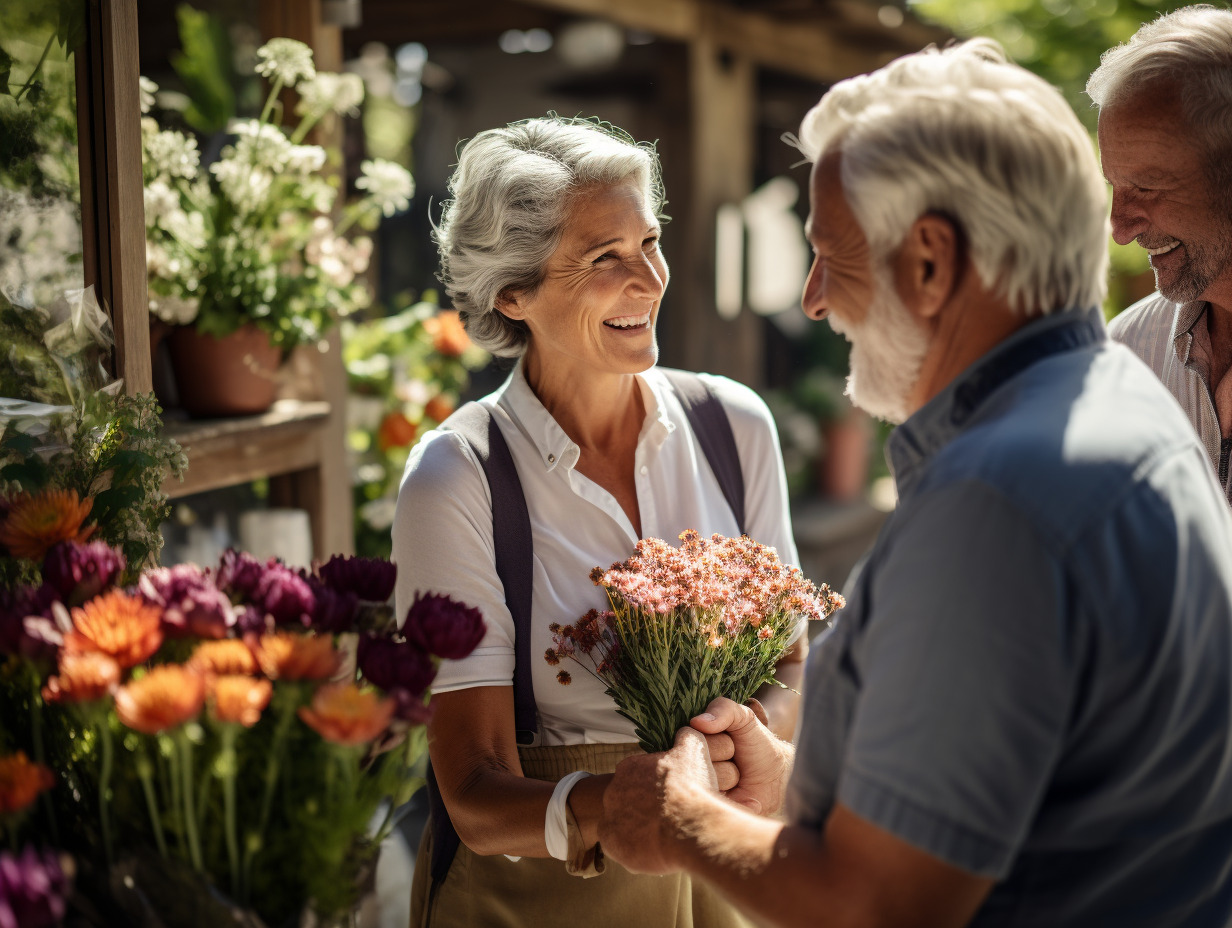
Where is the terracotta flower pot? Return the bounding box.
[168,324,282,418]
[819,410,872,502]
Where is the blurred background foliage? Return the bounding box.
[908,0,1204,318]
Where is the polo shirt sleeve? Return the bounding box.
[837,479,1074,878]
[392,427,517,692]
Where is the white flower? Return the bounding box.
[139,76,158,114]
[359,497,398,531]
[296,71,365,117]
[355,159,414,217]
[286,144,327,174]
[301,176,337,214]
[161,208,207,251]
[305,217,373,287]
[229,119,293,169]
[149,292,200,325]
[144,129,200,180]
[143,180,178,227]
[211,159,273,213]
[255,38,315,86]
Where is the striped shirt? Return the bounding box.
[1108,292,1232,506]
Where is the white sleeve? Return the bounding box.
[391,428,516,691]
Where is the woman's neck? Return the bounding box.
[522,352,647,455]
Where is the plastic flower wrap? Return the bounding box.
[141,38,415,349]
[549,531,845,752]
[0,541,483,926]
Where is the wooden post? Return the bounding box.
[684,23,761,386]
[98,0,152,395]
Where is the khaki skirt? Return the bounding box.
[409,742,751,928]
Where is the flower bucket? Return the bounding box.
[169,324,282,418]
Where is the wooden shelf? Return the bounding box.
[162,399,332,499]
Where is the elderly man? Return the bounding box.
[1090,6,1232,505]
[598,39,1232,928]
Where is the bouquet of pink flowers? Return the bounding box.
[547,531,844,752]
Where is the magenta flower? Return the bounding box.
[309,578,359,633]
[357,634,437,696]
[42,540,126,606]
[253,563,316,627]
[402,592,485,660]
[390,687,434,724]
[138,564,236,639]
[0,846,70,928]
[317,555,397,603]
[216,548,266,601]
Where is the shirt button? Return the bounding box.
[548,453,556,463]
[639,465,648,476]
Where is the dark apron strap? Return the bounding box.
[426,402,536,889]
[659,368,746,535]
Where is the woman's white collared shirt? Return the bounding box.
[392,361,800,746]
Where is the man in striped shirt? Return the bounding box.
[1088,6,1232,505]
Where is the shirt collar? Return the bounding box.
[497,358,674,472]
[1171,299,1209,366]
[886,306,1107,499]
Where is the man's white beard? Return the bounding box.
[828,266,931,425]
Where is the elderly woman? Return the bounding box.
[394,115,803,927]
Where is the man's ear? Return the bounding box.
[494,289,526,321]
[894,213,962,321]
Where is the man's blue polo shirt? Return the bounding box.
[789,308,1232,926]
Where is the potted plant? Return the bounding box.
[141,38,415,418]
[792,369,871,503]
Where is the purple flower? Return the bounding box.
[402,592,485,660]
[138,564,236,639]
[216,548,266,601]
[42,540,126,606]
[308,578,359,634]
[253,563,315,628]
[357,634,437,696]
[317,555,397,603]
[235,603,271,635]
[0,586,62,663]
[390,687,434,724]
[0,846,70,928]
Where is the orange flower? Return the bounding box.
[0,752,56,814]
[65,589,164,668]
[249,632,340,681]
[297,682,394,746]
[115,665,206,735]
[209,675,273,727]
[423,310,470,358]
[189,639,259,676]
[41,650,121,703]
[424,395,455,424]
[0,489,95,561]
[376,411,418,452]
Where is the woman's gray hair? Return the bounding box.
[796,38,1109,317]
[1086,6,1232,183]
[434,116,665,357]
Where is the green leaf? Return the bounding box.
[0,459,52,491]
[170,4,236,135]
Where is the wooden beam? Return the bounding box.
[99,0,152,395]
[685,32,762,385]
[520,0,888,82]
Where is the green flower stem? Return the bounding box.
[176,729,204,872]
[288,112,321,145]
[259,76,286,124]
[241,690,298,901]
[29,673,58,845]
[219,724,241,899]
[166,734,187,859]
[136,746,168,858]
[97,718,115,868]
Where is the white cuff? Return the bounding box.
[545,771,592,861]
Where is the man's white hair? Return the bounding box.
[1086,5,1232,180]
[797,39,1109,316]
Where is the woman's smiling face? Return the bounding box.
[498,179,668,384]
